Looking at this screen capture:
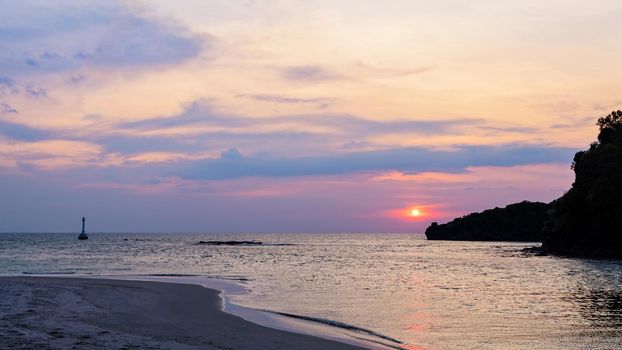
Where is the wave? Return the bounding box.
[22,271,76,275]
[259,309,405,347]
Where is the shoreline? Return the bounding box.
[93,274,405,349]
[0,276,404,350]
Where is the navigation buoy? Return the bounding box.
[78,217,88,240]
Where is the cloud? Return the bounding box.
[0,76,19,95]
[0,103,17,114]
[0,0,207,74]
[280,61,432,83]
[549,116,596,130]
[282,65,340,81]
[478,125,538,133]
[220,148,244,160]
[24,85,47,97]
[69,73,87,84]
[0,76,47,98]
[85,102,485,159]
[0,77,15,87]
[117,101,481,141]
[0,97,575,175]
[95,135,203,154]
[306,115,481,135]
[239,94,334,107]
[0,120,50,141]
[0,138,108,169]
[354,62,436,77]
[181,144,576,180]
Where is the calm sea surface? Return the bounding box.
[1,232,621,349]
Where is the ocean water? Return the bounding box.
[1,232,621,350]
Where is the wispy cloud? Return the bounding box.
[0,138,109,170]
[0,76,47,98]
[0,103,17,114]
[239,94,334,107]
[0,98,570,173]
[549,116,596,130]
[24,85,47,98]
[116,100,481,141]
[282,65,341,81]
[0,77,18,96]
[478,125,538,133]
[354,62,436,77]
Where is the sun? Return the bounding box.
[410,208,421,217]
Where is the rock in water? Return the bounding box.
[195,240,263,246]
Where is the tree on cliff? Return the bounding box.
[543,110,622,258]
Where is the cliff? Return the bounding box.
[542,111,622,258]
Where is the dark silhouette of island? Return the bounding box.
[542,111,622,258]
[425,111,622,258]
[425,201,551,242]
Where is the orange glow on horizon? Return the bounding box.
[383,205,436,221]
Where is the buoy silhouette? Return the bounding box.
[78,217,88,240]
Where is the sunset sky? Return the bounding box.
[1,0,620,232]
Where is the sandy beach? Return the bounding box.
[0,277,368,350]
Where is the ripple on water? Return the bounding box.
[1,232,621,349]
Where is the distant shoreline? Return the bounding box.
[0,276,401,350]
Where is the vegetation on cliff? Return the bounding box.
[425,111,622,258]
[542,111,622,258]
[425,201,550,242]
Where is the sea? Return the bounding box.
[1,232,621,350]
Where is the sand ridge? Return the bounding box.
[0,277,367,350]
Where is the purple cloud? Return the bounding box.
[0,77,19,95]
[0,103,17,114]
[25,85,47,98]
[0,0,208,74]
[181,145,576,180]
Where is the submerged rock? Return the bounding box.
[521,246,546,256]
[195,240,263,246]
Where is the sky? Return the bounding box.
[1,0,620,233]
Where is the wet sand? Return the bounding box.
[0,277,367,350]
